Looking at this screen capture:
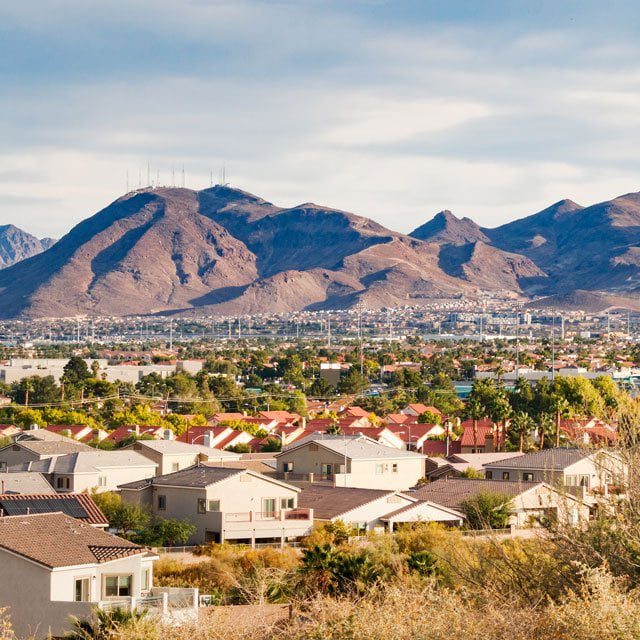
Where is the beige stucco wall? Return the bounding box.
[277,445,347,475]
[331,493,415,530]
[348,458,424,490]
[128,473,306,544]
[1,550,154,638]
[55,464,157,493]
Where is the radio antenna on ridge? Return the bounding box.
[181,164,185,187]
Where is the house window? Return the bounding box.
[208,499,221,512]
[74,577,91,602]
[171,462,180,472]
[104,575,132,598]
[579,475,590,487]
[262,498,276,517]
[502,472,510,481]
[57,477,70,489]
[392,463,398,473]
[0,462,6,472]
[280,497,294,510]
[523,472,534,482]
[141,567,151,592]
[375,464,384,475]
[197,498,206,514]
[283,462,294,473]
[321,463,334,478]
[485,471,493,479]
[157,495,166,510]
[98,476,107,487]
[565,475,577,486]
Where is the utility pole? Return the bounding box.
[169,319,173,351]
[515,310,519,379]
[327,317,332,348]
[551,313,555,382]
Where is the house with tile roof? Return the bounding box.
[122,439,241,475]
[408,477,589,527]
[275,434,426,490]
[296,484,462,532]
[44,424,109,443]
[483,447,625,504]
[0,492,108,527]
[0,438,92,471]
[0,512,196,638]
[119,466,313,546]
[11,450,157,493]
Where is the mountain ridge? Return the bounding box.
[1,186,640,316]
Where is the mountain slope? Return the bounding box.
[410,210,545,293]
[0,224,54,268]
[485,193,640,295]
[0,186,477,318]
[410,210,490,245]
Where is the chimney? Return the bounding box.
[203,431,214,448]
[134,424,140,437]
[302,417,307,429]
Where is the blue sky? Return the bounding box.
[2,0,640,237]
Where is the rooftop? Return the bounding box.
[297,484,402,519]
[408,478,541,509]
[482,448,591,470]
[0,472,55,494]
[280,434,425,460]
[18,450,157,474]
[0,493,108,526]
[127,439,240,458]
[119,465,244,489]
[0,512,145,568]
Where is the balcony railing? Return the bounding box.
[222,508,312,524]
[98,587,199,619]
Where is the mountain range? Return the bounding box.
[1,186,640,317]
[0,225,55,269]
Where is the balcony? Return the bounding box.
[98,587,199,624]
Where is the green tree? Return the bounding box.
[460,492,513,530]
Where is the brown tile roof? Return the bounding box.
[0,493,108,526]
[297,484,397,520]
[408,478,540,509]
[0,512,144,568]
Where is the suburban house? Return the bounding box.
[178,426,254,450]
[400,403,443,419]
[122,439,241,475]
[425,452,524,480]
[385,423,446,451]
[0,439,92,471]
[0,471,56,494]
[13,428,84,443]
[119,465,313,546]
[11,450,158,493]
[458,419,501,453]
[409,477,589,527]
[0,493,108,527]
[102,425,171,446]
[483,447,625,503]
[296,484,463,532]
[275,434,426,490]
[0,512,197,638]
[0,424,21,439]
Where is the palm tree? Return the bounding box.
[466,398,485,450]
[538,413,555,450]
[510,411,535,452]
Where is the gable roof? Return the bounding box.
[0,493,108,526]
[18,450,157,474]
[296,484,409,519]
[279,434,426,461]
[126,439,240,458]
[408,478,542,509]
[482,448,591,471]
[0,512,145,568]
[4,440,92,457]
[0,472,56,494]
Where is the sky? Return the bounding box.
[2,0,640,238]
